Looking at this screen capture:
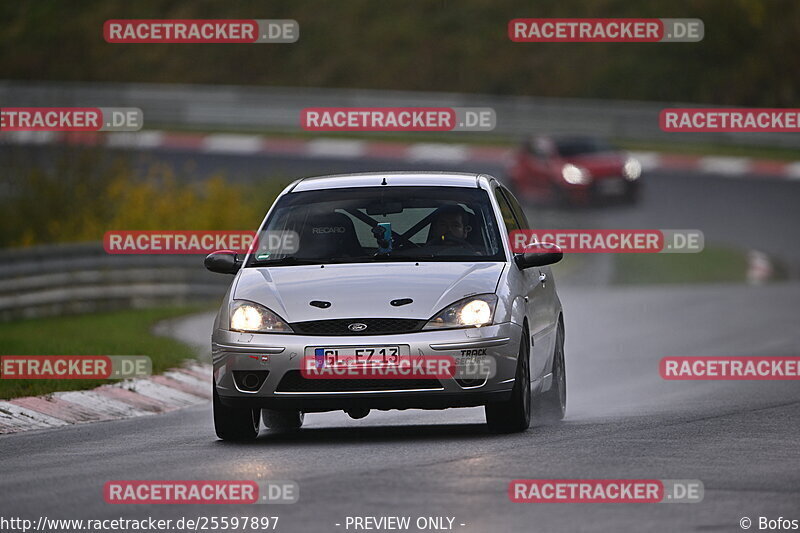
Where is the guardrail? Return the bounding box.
[2,80,798,148]
[0,243,228,321]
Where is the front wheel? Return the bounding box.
[549,182,571,209]
[485,326,531,433]
[623,183,640,205]
[534,321,566,424]
[213,384,260,441]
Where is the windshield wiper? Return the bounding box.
[250,256,324,266]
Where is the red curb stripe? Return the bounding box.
[3,128,796,181]
[94,386,172,413]
[160,132,205,150]
[149,375,211,399]
[657,154,704,170]
[749,159,790,177]
[468,145,510,161]
[0,412,34,433]
[62,132,104,146]
[262,137,309,155]
[0,420,20,433]
[175,367,213,381]
[0,363,214,434]
[10,396,115,423]
[363,141,411,159]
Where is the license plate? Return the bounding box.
[599,178,626,195]
[311,346,404,368]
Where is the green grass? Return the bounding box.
[0,306,208,400]
[612,246,751,286]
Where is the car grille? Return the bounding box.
[276,371,441,392]
[289,318,425,336]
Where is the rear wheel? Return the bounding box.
[549,182,570,208]
[623,182,640,205]
[534,320,566,424]
[213,384,260,441]
[262,409,304,431]
[485,326,531,433]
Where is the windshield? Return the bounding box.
[246,186,506,266]
[555,138,617,157]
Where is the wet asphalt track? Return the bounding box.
[2,283,799,532]
[1,145,799,532]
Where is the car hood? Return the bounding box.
[233,262,505,323]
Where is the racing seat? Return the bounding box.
[296,211,363,259]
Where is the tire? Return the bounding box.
[485,326,531,433]
[549,182,570,209]
[623,183,640,205]
[213,384,260,441]
[534,320,566,424]
[262,409,304,431]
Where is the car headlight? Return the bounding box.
[623,157,642,181]
[562,163,591,185]
[423,294,498,330]
[229,300,293,333]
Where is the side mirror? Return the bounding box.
[515,242,563,269]
[204,250,241,275]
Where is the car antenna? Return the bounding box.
[381,177,387,185]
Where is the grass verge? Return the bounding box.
[0,306,209,400]
[612,245,753,285]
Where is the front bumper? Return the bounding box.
[212,322,522,412]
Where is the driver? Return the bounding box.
[427,205,473,246]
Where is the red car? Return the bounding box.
[507,136,642,206]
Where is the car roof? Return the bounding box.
[289,172,493,192]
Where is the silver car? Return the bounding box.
[205,172,566,440]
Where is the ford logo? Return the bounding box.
[348,323,368,332]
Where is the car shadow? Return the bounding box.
[214,422,495,446]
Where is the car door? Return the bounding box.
[499,187,558,379]
[494,187,549,380]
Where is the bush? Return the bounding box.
[0,148,286,247]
